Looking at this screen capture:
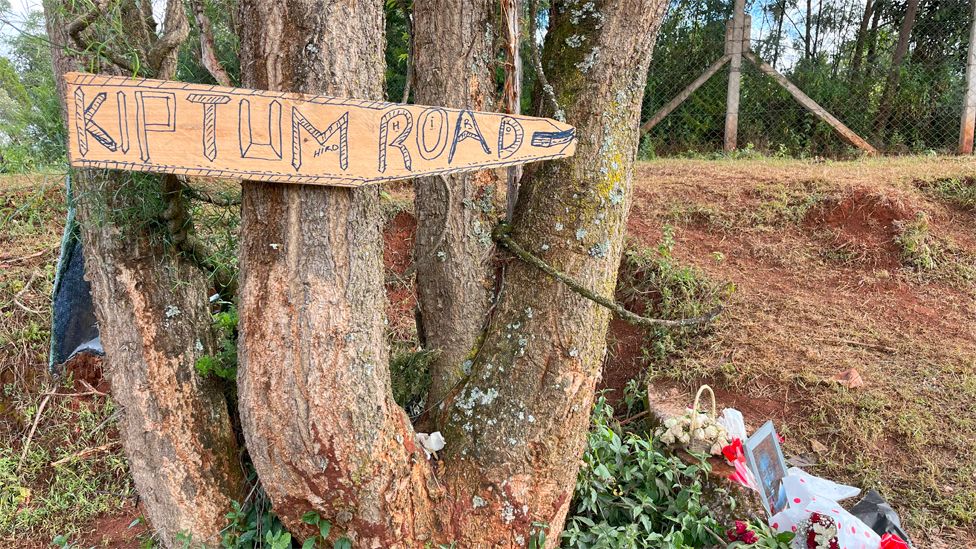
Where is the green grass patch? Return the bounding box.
[0,382,131,540]
[916,176,976,211]
[615,227,733,377]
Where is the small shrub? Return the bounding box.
[389,348,437,418]
[195,307,239,381]
[615,227,733,367]
[917,177,976,210]
[562,397,724,548]
[895,212,937,271]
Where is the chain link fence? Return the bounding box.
[641,0,976,157]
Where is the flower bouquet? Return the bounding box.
[654,385,731,456]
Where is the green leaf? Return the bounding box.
[303,538,317,549]
[319,521,332,539]
[334,538,352,549]
[302,511,320,525]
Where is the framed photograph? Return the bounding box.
[744,420,789,516]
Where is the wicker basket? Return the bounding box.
[687,385,717,454]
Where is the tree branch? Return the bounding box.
[530,0,563,120]
[181,180,241,206]
[189,0,233,86]
[147,0,191,79]
[493,224,723,328]
[66,0,135,73]
[161,175,238,296]
[67,0,107,47]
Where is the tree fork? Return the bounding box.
[411,0,501,413]
[234,0,669,546]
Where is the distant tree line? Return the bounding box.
[0,0,972,172]
[643,0,974,156]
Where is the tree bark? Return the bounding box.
[44,2,244,546]
[849,0,875,83]
[235,0,667,545]
[411,0,500,410]
[875,0,923,133]
[436,0,668,542]
[235,0,433,542]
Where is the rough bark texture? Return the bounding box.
[44,2,244,546]
[436,1,668,544]
[411,0,500,408]
[235,0,439,543]
[235,0,666,546]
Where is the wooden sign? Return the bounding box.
[64,72,576,186]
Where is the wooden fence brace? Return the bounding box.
[959,0,976,155]
[640,55,731,134]
[743,52,877,155]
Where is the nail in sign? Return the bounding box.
[64,72,577,186]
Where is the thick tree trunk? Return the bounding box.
[235,0,436,542]
[437,0,668,543]
[235,0,667,546]
[44,3,244,546]
[410,0,501,409]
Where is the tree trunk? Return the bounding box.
[411,0,500,410]
[806,0,814,59]
[436,0,668,542]
[865,0,885,81]
[235,0,667,545]
[772,0,787,67]
[44,2,244,545]
[849,0,875,83]
[875,0,923,133]
[234,0,430,541]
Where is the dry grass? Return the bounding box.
[0,173,135,544]
[2,156,975,544]
[627,156,976,544]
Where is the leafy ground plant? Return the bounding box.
[562,397,725,548]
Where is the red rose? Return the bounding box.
[722,438,744,462]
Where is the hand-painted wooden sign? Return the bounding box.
[64,72,576,186]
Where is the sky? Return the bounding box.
[0,0,43,56]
